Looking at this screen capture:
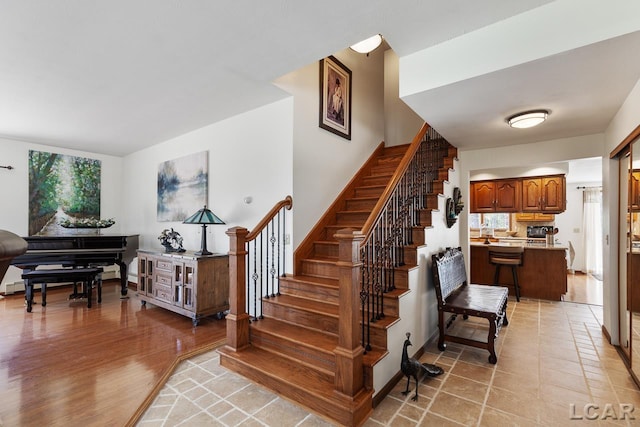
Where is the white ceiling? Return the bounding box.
[1,1,639,157]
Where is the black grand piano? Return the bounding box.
[11,234,139,297]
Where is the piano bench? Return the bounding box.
[21,267,103,312]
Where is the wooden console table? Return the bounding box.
[137,250,229,325]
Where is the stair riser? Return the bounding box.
[431,181,444,194]
[250,331,336,374]
[313,242,338,258]
[346,198,378,210]
[362,175,392,186]
[425,194,439,210]
[361,320,389,349]
[300,260,338,278]
[403,247,418,266]
[263,301,338,334]
[411,226,425,244]
[371,164,398,175]
[355,186,384,198]
[420,208,435,227]
[336,211,369,225]
[279,280,339,303]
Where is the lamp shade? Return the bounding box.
[183,205,225,225]
[507,110,549,129]
[183,205,224,256]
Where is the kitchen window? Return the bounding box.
[469,213,511,230]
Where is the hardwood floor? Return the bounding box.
[564,271,603,305]
[0,280,226,427]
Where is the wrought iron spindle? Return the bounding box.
[359,126,449,352]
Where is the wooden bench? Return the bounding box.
[431,247,509,364]
[21,267,103,312]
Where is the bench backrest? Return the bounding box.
[432,247,467,304]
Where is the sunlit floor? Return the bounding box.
[138,299,640,426]
[564,272,603,306]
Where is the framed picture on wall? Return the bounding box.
[319,55,352,140]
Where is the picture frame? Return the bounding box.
[157,151,208,222]
[319,55,352,140]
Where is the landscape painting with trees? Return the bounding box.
[157,151,208,222]
[28,150,101,236]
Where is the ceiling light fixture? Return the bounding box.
[349,34,383,55]
[507,110,549,129]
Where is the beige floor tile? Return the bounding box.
[137,299,640,427]
[226,383,278,414]
[439,374,489,404]
[429,391,483,425]
[449,360,494,384]
[492,369,539,396]
[418,412,464,426]
[485,386,542,422]
[479,406,538,427]
[253,397,312,427]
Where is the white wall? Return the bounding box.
[122,99,294,262]
[0,138,123,289]
[383,50,424,147]
[274,48,386,247]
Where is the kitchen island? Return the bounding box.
[470,242,568,301]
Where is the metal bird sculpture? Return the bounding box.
[401,332,444,401]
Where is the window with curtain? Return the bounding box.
[583,187,603,277]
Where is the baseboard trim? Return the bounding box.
[602,324,611,344]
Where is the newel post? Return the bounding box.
[225,226,250,351]
[333,228,365,397]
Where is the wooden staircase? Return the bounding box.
[219,130,457,426]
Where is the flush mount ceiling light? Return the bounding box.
[349,34,383,55]
[507,110,549,129]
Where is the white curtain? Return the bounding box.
[583,187,603,275]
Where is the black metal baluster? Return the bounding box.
[270,218,277,297]
[251,240,259,321]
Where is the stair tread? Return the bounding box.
[284,274,339,288]
[303,255,338,263]
[268,294,339,315]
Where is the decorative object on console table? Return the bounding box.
[183,205,225,256]
[157,228,185,253]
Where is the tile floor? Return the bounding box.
[137,299,640,426]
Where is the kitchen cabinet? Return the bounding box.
[515,213,555,222]
[137,250,229,325]
[521,175,566,213]
[470,179,520,213]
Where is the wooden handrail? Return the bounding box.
[360,123,429,240]
[246,195,293,241]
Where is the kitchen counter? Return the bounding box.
[470,243,568,301]
[471,241,568,251]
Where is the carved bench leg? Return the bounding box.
[438,310,447,351]
[502,300,509,326]
[487,316,498,364]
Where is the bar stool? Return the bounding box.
[488,246,524,302]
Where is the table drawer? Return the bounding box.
[153,284,172,303]
[154,272,172,286]
[155,259,173,271]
